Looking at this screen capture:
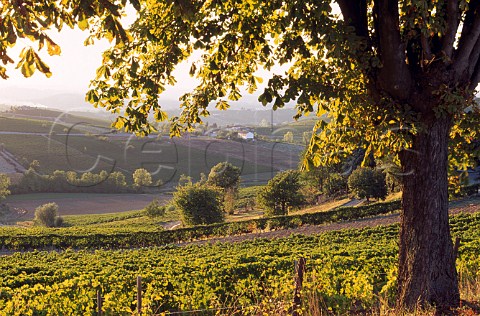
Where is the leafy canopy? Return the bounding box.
[1,0,479,172]
[0,0,140,79]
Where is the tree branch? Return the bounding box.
[421,32,433,63]
[469,61,480,91]
[458,1,480,42]
[468,36,480,76]
[337,0,369,39]
[441,0,459,59]
[454,3,480,77]
[337,0,382,101]
[373,0,412,100]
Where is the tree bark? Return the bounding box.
[397,115,459,309]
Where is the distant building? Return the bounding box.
[238,131,254,141]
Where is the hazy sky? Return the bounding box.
[0,26,198,97]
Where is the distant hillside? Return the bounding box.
[1,106,111,127]
[201,108,304,126]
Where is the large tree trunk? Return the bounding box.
[397,115,459,309]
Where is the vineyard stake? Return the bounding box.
[292,257,306,316]
[137,276,142,315]
[97,290,102,316]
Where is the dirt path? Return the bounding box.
[178,201,480,247]
[339,198,364,208]
[160,220,182,230]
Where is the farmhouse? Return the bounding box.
[238,131,254,141]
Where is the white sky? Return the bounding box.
[0,26,198,96]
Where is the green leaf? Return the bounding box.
[46,38,61,56]
[78,19,89,31]
[86,90,99,104]
[32,52,52,78]
[216,100,229,110]
[154,109,168,121]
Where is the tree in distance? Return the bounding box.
[348,167,387,202]
[34,202,63,228]
[283,131,294,143]
[323,173,348,198]
[133,168,153,188]
[3,0,480,309]
[207,162,241,191]
[377,158,403,194]
[173,181,224,226]
[257,170,304,216]
[207,162,241,214]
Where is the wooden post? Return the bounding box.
[137,276,142,315]
[292,257,306,316]
[97,290,102,316]
[453,237,461,260]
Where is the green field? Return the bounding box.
[255,118,317,144]
[0,116,68,134]
[0,212,479,315]
[1,132,276,186]
[2,107,112,127]
[0,134,113,173]
[1,113,295,187]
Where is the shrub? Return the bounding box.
[34,203,62,227]
[348,167,387,201]
[207,162,241,214]
[54,216,64,227]
[174,182,224,226]
[144,199,166,217]
[224,189,236,215]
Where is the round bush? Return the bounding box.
[174,183,224,226]
[34,202,61,227]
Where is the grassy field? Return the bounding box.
[3,107,112,127]
[1,113,299,187]
[0,116,68,134]
[0,114,281,184]
[0,134,112,173]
